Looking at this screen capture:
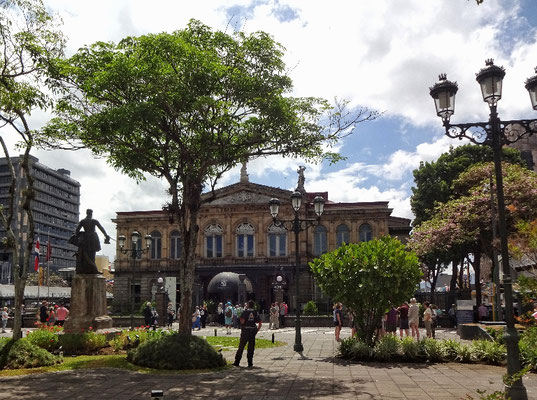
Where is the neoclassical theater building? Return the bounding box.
[112,167,411,313]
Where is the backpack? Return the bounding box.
[225,307,232,317]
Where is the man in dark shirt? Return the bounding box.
[233,300,262,368]
[39,300,48,324]
[397,302,410,338]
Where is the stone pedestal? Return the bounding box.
[65,274,112,332]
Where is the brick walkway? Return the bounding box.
[0,327,535,399]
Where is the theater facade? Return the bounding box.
[112,168,411,313]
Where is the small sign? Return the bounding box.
[151,390,163,399]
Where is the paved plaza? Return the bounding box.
[0,326,536,399]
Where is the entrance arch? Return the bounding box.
[207,272,253,304]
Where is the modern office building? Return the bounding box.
[112,166,411,313]
[0,155,80,282]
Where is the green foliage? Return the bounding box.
[108,327,172,352]
[421,338,443,362]
[515,275,537,305]
[338,337,371,360]
[519,327,537,370]
[127,333,226,370]
[25,328,59,351]
[471,340,506,365]
[400,336,422,361]
[310,236,422,346]
[303,301,319,316]
[58,331,108,355]
[0,339,58,369]
[373,334,400,361]
[439,339,462,360]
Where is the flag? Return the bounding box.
[34,237,40,271]
[46,240,51,262]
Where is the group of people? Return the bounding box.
[268,301,288,330]
[38,300,70,327]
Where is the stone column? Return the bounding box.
[65,274,113,332]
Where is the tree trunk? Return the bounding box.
[473,248,482,307]
[177,180,202,335]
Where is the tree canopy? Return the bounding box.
[0,0,65,340]
[42,19,379,333]
[310,236,422,346]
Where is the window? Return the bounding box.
[268,224,286,256]
[150,231,162,259]
[336,224,350,247]
[314,225,327,256]
[170,230,182,259]
[205,224,223,258]
[135,237,142,260]
[359,223,373,242]
[236,223,255,257]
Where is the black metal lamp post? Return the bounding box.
[269,192,325,352]
[118,231,152,329]
[429,60,537,400]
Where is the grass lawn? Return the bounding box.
[0,336,285,377]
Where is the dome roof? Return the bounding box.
[207,272,253,294]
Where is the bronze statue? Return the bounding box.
[69,209,110,274]
[296,166,306,193]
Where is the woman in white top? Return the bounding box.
[408,298,420,341]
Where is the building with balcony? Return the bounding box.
[0,155,80,282]
[112,167,411,313]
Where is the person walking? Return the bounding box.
[478,303,488,321]
[385,306,398,335]
[233,300,262,368]
[333,303,343,342]
[408,298,420,340]
[2,307,9,333]
[224,302,234,334]
[423,301,433,338]
[143,302,152,327]
[55,304,69,326]
[398,302,410,338]
[39,300,48,325]
[200,304,208,329]
[150,307,159,330]
[269,302,279,330]
[167,302,175,328]
[279,301,287,327]
[47,306,56,326]
[192,306,201,331]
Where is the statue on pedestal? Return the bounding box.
[69,209,110,274]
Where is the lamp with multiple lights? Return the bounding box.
[118,231,152,328]
[269,191,325,352]
[430,60,537,400]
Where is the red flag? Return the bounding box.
[34,237,40,271]
[46,240,51,262]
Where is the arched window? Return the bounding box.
[336,224,350,247]
[205,224,223,258]
[359,223,373,242]
[236,223,255,257]
[314,225,327,256]
[170,230,182,259]
[150,231,161,259]
[268,224,287,257]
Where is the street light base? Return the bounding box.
[506,383,528,400]
[293,343,304,352]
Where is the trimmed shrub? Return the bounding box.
[59,331,108,355]
[127,333,226,370]
[439,339,461,362]
[0,339,58,369]
[26,328,59,352]
[401,336,422,361]
[421,338,442,362]
[456,343,475,363]
[339,337,371,360]
[373,334,400,361]
[472,340,506,365]
[108,328,171,352]
[303,301,319,316]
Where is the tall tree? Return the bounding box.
[410,144,524,298]
[410,162,537,305]
[0,0,64,340]
[41,20,379,334]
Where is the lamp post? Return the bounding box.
[118,231,152,328]
[269,192,325,352]
[429,60,537,400]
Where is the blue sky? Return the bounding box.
[2,0,537,261]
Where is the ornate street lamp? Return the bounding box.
[269,191,325,352]
[429,60,537,400]
[118,231,152,328]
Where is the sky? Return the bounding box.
[2,0,537,261]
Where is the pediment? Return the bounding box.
[202,182,292,206]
